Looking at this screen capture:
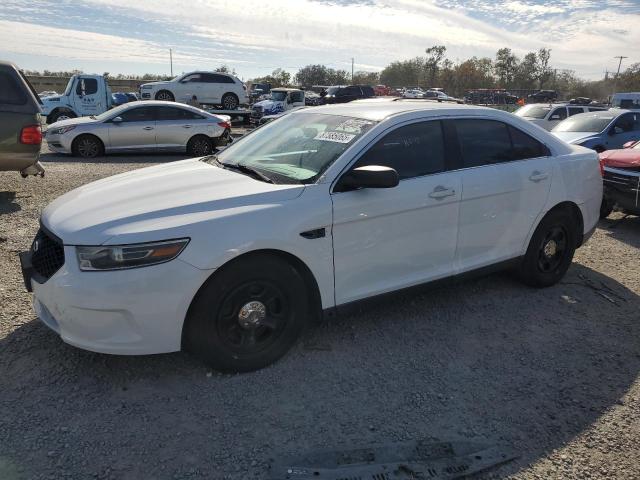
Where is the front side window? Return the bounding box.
[216,112,376,184]
[568,107,584,116]
[352,121,445,180]
[514,105,551,119]
[614,113,640,132]
[290,91,304,103]
[182,74,202,83]
[455,119,513,167]
[549,107,567,120]
[76,78,98,95]
[271,91,287,101]
[118,107,155,122]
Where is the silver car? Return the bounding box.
[45,101,232,158]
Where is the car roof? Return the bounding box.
[299,99,489,121]
[272,88,301,92]
[119,100,213,115]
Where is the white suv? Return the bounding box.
[20,101,602,372]
[139,71,248,109]
[515,103,607,131]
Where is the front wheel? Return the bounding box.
[72,135,104,158]
[518,209,577,288]
[182,255,309,372]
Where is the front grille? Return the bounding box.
[31,228,65,280]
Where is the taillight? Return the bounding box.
[598,156,605,177]
[218,121,231,129]
[20,125,42,145]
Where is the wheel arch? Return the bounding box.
[533,201,585,249]
[182,248,323,343]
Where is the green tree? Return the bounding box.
[352,70,380,85]
[494,48,518,88]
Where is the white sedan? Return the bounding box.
[45,101,232,158]
[21,100,602,372]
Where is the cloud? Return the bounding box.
[0,0,637,79]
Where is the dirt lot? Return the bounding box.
[1,150,640,480]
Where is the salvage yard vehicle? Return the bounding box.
[139,71,248,110]
[515,103,607,131]
[250,88,305,123]
[45,101,232,158]
[599,140,640,218]
[528,90,558,102]
[20,100,601,372]
[41,74,112,124]
[611,92,640,110]
[322,85,375,104]
[0,60,45,176]
[552,110,640,152]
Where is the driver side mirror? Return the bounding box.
[112,116,123,123]
[336,165,399,192]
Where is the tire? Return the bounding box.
[186,135,213,156]
[183,254,309,372]
[155,90,175,101]
[518,209,578,288]
[72,135,104,158]
[221,93,239,110]
[48,110,76,124]
[600,198,614,219]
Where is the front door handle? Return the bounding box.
[529,171,548,182]
[143,126,154,131]
[428,186,456,199]
[182,125,193,129]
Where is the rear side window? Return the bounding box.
[76,78,98,95]
[0,72,27,105]
[354,121,445,179]
[508,126,549,160]
[455,119,513,167]
[568,107,584,116]
[118,107,155,122]
[588,107,604,112]
[157,107,204,120]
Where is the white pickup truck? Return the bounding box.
[250,88,306,124]
[41,74,113,124]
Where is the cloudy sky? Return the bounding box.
[0,0,638,80]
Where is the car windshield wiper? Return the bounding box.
[203,156,274,184]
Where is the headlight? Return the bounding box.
[50,126,76,135]
[76,239,189,271]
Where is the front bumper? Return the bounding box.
[20,245,214,355]
[603,166,640,215]
[44,131,73,154]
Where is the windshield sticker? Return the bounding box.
[333,119,374,134]
[314,131,356,143]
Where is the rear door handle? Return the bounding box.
[143,126,154,131]
[182,125,192,129]
[529,171,548,182]
[428,186,456,199]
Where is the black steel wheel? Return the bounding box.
[187,135,213,156]
[72,135,104,158]
[518,209,577,287]
[183,254,310,372]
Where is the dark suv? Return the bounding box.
[322,85,375,104]
[0,61,43,176]
[528,90,558,102]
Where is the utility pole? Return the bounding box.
[169,48,173,77]
[351,58,354,83]
[612,55,627,95]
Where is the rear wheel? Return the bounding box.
[183,255,309,372]
[518,209,578,287]
[155,90,175,101]
[72,135,104,158]
[221,93,239,110]
[187,135,213,156]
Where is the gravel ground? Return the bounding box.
[1,150,640,480]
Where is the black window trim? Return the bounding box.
[331,117,453,194]
[156,105,205,121]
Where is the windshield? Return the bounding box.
[270,91,287,101]
[216,112,376,183]
[93,103,131,121]
[553,115,614,133]
[515,105,551,119]
[62,77,74,96]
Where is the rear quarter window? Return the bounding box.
[0,71,28,105]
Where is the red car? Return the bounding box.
[599,140,640,218]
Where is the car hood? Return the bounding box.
[47,116,97,129]
[253,99,285,114]
[599,149,640,169]
[141,81,169,88]
[551,131,598,144]
[42,158,304,245]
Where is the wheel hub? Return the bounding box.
[238,301,266,329]
[543,239,558,257]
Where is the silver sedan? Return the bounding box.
[45,101,232,158]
